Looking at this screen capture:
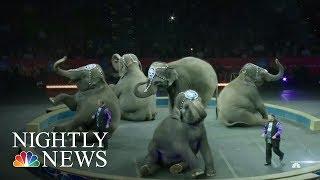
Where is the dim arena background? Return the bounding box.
[1,56,320,94]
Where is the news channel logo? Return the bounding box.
[290,161,320,169]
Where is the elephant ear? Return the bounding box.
[111,54,121,72]
[165,66,178,86]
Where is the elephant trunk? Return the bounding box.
[264,59,284,82]
[184,100,207,125]
[134,80,157,98]
[53,56,82,81]
[193,100,207,120]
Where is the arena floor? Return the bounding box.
[1,88,320,179]
[32,108,319,179]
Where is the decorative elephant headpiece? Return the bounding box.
[133,61,178,98]
[239,59,284,86]
[145,62,178,91]
[172,90,207,125]
[53,57,106,91]
[111,53,142,78]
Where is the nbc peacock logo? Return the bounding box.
[13,151,40,167]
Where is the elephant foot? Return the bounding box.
[145,112,157,121]
[151,112,157,120]
[137,163,160,177]
[205,168,216,177]
[170,163,183,174]
[191,168,204,179]
[139,164,152,177]
[169,162,187,174]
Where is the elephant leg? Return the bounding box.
[142,102,157,121]
[200,131,215,177]
[139,142,160,177]
[122,109,155,121]
[257,106,268,119]
[149,100,157,120]
[223,110,266,126]
[50,93,77,111]
[255,96,268,119]
[148,108,157,121]
[174,143,203,178]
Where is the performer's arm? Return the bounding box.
[274,122,283,137]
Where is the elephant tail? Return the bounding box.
[215,86,219,120]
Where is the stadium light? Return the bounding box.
[46,85,77,89]
[282,77,287,82]
[169,15,175,22]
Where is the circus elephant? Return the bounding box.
[110,53,156,121]
[49,57,121,140]
[134,57,218,111]
[137,90,215,178]
[217,59,284,126]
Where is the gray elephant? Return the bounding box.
[49,57,120,139]
[134,57,218,111]
[110,53,156,121]
[138,90,215,178]
[217,59,284,126]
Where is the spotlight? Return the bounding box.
[282,77,287,82]
[190,48,193,51]
[169,15,175,22]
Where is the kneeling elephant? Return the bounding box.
[138,90,215,178]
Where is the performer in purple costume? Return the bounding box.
[262,114,284,166]
[93,100,112,149]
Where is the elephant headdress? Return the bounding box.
[172,90,207,124]
[145,62,178,92]
[69,64,105,88]
[53,57,106,91]
[239,59,284,86]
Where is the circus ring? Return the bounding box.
[20,97,320,180]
